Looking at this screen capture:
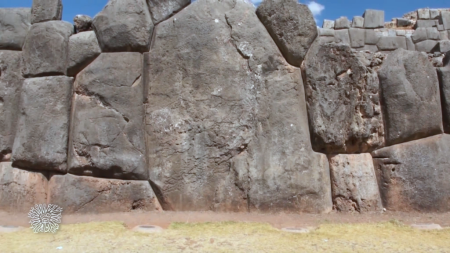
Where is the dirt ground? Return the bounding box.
[1,211,450,253]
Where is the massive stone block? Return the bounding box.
[334,29,350,44]
[256,0,317,67]
[22,21,73,77]
[67,31,101,77]
[440,10,450,30]
[372,135,450,212]
[0,8,31,50]
[329,154,382,212]
[377,49,442,146]
[415,40,439,53]
[352,16,364,28]
[438,64,450,133]
[412,27,428,43]
[376,36,407,51]
[334,16,350,29]
[0,162,48,212]
[31,0,62,24]
[417,8,430,20]
[322,19,334,29]
[68,53,147,180]
[302,41,384,154]
[48,174,161,213]
[147,0,190,24]
[92,0,154,52]
[363,9,384,29]
[0,51,24,161]
[145,0,332,213]
[349,28,365,48]
[12,76,73,172]
[365,29,380,45]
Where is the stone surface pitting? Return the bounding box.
[31,0,62,24]
[329,154,382,213]
[68,53,147,180]
[12,76,73,172]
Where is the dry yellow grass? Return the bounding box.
[1,220,449,253]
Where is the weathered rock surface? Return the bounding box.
[12,76,73,172]
[372,134,450,212]
[363,9,384,29]
[334,29,350,44]
[256,0,317,67]
[0,8,31,50]
[31,0,63,24]
[352,16,364,28]
[377,48,443,146]
[147,0,190,24]
[376,36,407,51]
[74,15,93,33]
[415,40,439,53]
[302,41,385,153]
[68,53,147,180]
[334,16,350,29]
[48,174,161,213]
[93,0,153,52]
[22,21,73,77]
[0,162,48,212]
[67,31,101,76]
[145,0,332,213]
[0,51,24,161]
[329,154,382,212]
[349,28,365,48]
[438,63,450,133]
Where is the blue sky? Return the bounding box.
[1,0,449,27]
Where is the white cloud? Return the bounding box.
[307,1,325,17]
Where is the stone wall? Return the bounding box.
[0,0,449,214]
[319,8,450,57]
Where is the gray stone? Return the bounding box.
[0,162,48,212]
[430,9,440,19]
[302,41,384,153]
[387,29,397,37]
[427,27,441,40]
[322,19,334,29]
[48,174,161,213]
[0,51,24,161]
[417,8,430,20]
[406,37,415,51]
[146,0,190,24]
[318,28,334,37]
[363,9,384,29]
[441,11,450,30]
[22,21,73,77]
[145,0,332,213]
[415,40,439,53]
[93,0,154,52]
[0,8,31,50]
[415,20,437,28]
[396,18,413,27]
[412,27,428,43]
[349,28,365,48]
[440,41,450,53]
[68,53,147,180]
[377,49,442,146]
[376,36,407,51]
[372,135,450,212]
[335,16,350,29]
[438,67,450,132]
[12,76,73,172]
[437,24,445,31]
[352,16,364,28]
[334,29,350,44]
[31,0,62,24]
[329,154,382,212]
[361,44,379,52]
[365,29,380,45]
[440,31,449,41]
[396,30,406,36]
[74,14,92,33]
[256,0,318,67]
[67,31,101,77]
